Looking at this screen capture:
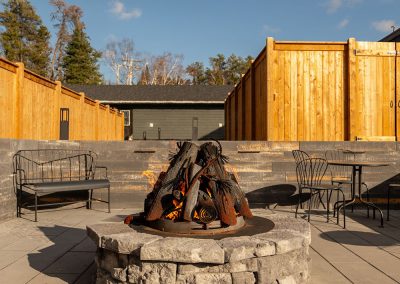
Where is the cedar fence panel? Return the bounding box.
[253,48,267,140]
[0,58,123,141]
[225,38,400,141]
[0,59,17,138]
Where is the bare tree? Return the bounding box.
[49,0,83,81]
[142,53,186,85]
[103,38,142,85]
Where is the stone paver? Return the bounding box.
[27,273,78,284]
[0,207,398,283]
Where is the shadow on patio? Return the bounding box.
[27,225,96,283]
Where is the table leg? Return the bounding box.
[357,166,384,227]
[335,166,357,214]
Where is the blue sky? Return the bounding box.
[27,0,398,81]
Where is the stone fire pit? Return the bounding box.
[87,209,311,284]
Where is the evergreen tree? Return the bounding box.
[0,0,51,76]
[138,64,151,85]
[225,54,254,85]
[62,26,102,84]
[186,61,206,85]
[206,54,226,85]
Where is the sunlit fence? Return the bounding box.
[0,57,124,141]
[225,38,400,141]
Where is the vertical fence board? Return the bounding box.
[230,91,236,139]
[237,82,243,140]
[296,52,304,140]
[244,73,252,140]
[397,43,400,139]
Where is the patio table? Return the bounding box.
[327,160,389,227]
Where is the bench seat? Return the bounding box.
[24,179,110,194]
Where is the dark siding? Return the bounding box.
[131,105,225,140]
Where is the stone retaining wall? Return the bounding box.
[1,139,400,222]
[87,210,311,284]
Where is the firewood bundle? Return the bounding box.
[144,141,253,227]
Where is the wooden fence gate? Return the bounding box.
[349,40,398,140]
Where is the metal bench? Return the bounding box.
[13,149,110,221]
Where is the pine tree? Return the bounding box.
[138,64,151,85]
[0,0,51,76]
[62,26,102,84]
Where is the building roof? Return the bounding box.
[379,28,400,42]
[67,85,233,104]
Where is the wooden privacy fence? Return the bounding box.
[225,38,400,141]
[0,58,124,141]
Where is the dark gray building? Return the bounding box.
[380,28,400,42]
[68,85,232,140]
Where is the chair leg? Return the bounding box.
[86,190,90,209]
[17,189,21,218]
[333,189,339,218]
[342,190,346,229]
[336,194,340,225]
[387,186,391,221]
[299,187,303,209]
[34,192,38,222]
[108,186,111,213]
[295,187,302,219]
[308,190,312,223]
[326,190,330,222]
[366,184,370,218]
[90,189,93,209]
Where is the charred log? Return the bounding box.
[146,142,199,221]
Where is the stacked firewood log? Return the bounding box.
[143,141,252,227]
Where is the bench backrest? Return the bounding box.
[13,149,96,185]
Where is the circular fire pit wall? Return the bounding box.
[87,210,311,284]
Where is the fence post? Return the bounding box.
[224,94,229,140]
[396,42,400,140]
[116,111,120,140]
[250,60,256,140]
[106,105,110,140]
[95,100,100,140]
[119,112,124,140]
[347,38,356,141]
[54,81,62,140]
[266,37,274,141]
[13,62,24,139]
[234,87,238,141]
[241,74,246,140]
[79,92,85,140]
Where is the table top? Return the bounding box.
[328,160,390,167]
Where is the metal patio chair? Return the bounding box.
[325,149,371,217]
[292,150,326,209]
[295,158,346,228]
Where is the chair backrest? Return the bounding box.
[296,158,328,188]
[292,150,310,164]
[13,149,96,185]
[325,149,354,180]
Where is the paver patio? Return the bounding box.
[0,205,399,284]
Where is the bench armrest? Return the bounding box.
[95,166,108,178]
[13,168,26,185]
